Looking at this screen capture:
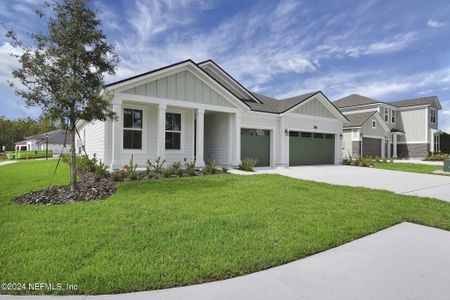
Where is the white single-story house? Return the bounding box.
[77,59,349,169]
[15,129,71,154]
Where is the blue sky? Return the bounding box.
[0,0,449,132]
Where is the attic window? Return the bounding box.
[431,108,436,124]
[372,119,376,129]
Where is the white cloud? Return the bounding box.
[276,67,450,101]
[0,42,22,86]
[345,32,416,58]
[427,19,446,28]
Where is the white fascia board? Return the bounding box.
[198,61,262,104]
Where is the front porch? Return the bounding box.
[108,97,242,170]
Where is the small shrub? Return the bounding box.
[112,170,127,182]
[343,155,352,165]
[239,157,257,171]
[382,156,387,163]
[163,168,172,178]
[424,153,449,161]
[185,160,196,176]
[146,156,165,179]
[128,158,138,181]
[204,160,217,175]
[170,161,183,177]
[222,167,229,173]
[94,160,109,182]
[61,153,71,164]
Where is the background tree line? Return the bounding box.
[0,115,59,151]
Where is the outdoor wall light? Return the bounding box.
[284,129,289,136]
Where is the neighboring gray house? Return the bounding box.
[334,94,443,158]
[15,129,71,154]
[77,59,348,169]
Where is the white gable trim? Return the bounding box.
[283,92,348,123]
[104,60,251,111]
[198,60,262,103]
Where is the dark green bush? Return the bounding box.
[424,153,449,161]
[239,157,257,171]
[204,160,217,175]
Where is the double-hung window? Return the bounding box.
[391,110,396,124]
[123,108,143,149]
[431,108,436,124]
[384,107,389,122]
[165,112,181,150]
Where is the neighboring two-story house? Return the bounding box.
[334,94,442,159]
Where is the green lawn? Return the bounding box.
[373,162,444,175]
[2,160,450,295]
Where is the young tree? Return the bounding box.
[7,0,119,190]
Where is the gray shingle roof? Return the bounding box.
[343,112,377,128]
[388,96,441,109]
[26,129,72,145]
[334,94,379,108]
[247,91,320,113]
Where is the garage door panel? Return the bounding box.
[241,129,270,167]
[362,137,382,157]
[289,132,335,165]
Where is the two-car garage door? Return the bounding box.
[289,131,335,165]
[241,129,336,167]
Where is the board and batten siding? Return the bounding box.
[398,108,427,143]
[204,112,231,165]
[360,117,387,137]
[291,98,335,118]
[122,70,235,108]
[82,120,106,162]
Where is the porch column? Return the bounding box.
[387,135,391,158]
[110,101,122,170]
[392,134,398,158]
[232,112,241,166]
[195,108,205,168]
[157,103,167,161]
[381,137,386,159]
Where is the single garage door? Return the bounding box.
[289,132,335,165]
[362,137,382,157]
[241,129,270,166]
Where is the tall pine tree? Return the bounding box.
[7,0,119,190]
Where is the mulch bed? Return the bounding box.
[14,173,116,205]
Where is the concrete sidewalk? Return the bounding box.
[255,165,450,202]
[2,222,450,300]
[0,161,17,167]
[393,159,444,166]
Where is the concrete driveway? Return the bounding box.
[257,165,450,202]
[3,222,450,300]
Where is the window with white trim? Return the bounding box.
[372,119,376,128]
[123,108,143,149]
[391,110,396,124]
[384,107,389,122]
[165,112,181,150]
[431,108,436,124]
[434,134,440,152]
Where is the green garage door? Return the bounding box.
[241,129,270,167]
[289,132,335,165]
[362,137,382,157]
